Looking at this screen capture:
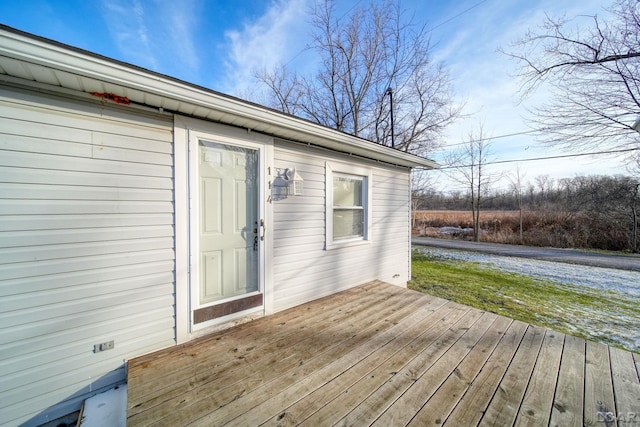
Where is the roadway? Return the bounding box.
[412,236,640,272]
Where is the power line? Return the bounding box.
[422,147,640,170]
[428,0,488,32]
[436,129,540,149]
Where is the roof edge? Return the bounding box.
[0,24,439,169]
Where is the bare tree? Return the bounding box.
[410,170,431,230]
[445,125,497,242]
[631,181,640,253]
[509,165,526,244]
[254,64,304,116]
[255,0,462,157]
[534,174,554,205]
[503,0,640,158]
[411,170,434,208]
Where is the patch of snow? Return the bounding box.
[79,384,127,427]
[417,247,640,296]
[438,226,474,236]
[414,247,640,352]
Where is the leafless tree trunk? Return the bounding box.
[632,183,640,253]
[630,156,640,252]
[444,125,497,242]
[503,0,640,160]
[255,0,462,157]
[509,165,526,244]
[534,175,553,204]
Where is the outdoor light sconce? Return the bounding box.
[285,168,304,196]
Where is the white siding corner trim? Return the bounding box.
[173,120,190,345]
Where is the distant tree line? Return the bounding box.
[413,174,640,252]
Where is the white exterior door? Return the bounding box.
[188,131,265,326]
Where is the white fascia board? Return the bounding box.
[0,27,439,169]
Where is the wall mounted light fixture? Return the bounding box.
[285,168,304,196]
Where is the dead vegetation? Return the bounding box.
[412,210,634,251]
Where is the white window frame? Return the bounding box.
[326,161,372,250]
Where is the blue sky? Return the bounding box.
[0,0,621,191]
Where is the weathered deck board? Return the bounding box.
[128,281,390,392]
[514,330,565,427]
[129,282,416,425]
[369,312,500,426]
[443,323,545,427]
[406,316,513,427]
[197,294,450,426]
[583,341,616,425]
[292,303,474,426]
[127,282,640,427]
[549,334,586,427]
[478,322,545,426]
[610,346,640,424]
[256,301,464,427]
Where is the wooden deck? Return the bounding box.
[127,281,640,426]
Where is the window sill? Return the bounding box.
[325,238,371,250]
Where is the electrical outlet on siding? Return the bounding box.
[94,340,114,353]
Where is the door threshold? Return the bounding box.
[194,294,263,324]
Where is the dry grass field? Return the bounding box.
[411,209,630,249]
[413,210,520,229]
[412,210,522,243]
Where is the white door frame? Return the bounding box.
[174,116,274,343]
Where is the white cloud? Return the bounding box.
[158,2,200,73]
[220,0,312,97]
[97,0,623,189]
[100,0,200,79]
[429,0,621,189]
[101,0,159,70]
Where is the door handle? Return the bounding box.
[253,223,259,251]
[260,219,266,241]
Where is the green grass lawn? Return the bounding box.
[409,250,640,352]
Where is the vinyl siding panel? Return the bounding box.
[0,213,172,232]
[0,237,173,263]
[271,141,411,312]
[0,87,176,427]
[0,166,173,189]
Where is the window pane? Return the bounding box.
[333,176,362,207]
[333,209,364,239]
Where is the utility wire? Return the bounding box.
[428,0,488,32]
[436,129,541,149]
[419,147,640,170]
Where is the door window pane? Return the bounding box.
[199,140,259,305]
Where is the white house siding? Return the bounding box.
[272,140,411,312]
[0,87,176,426]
